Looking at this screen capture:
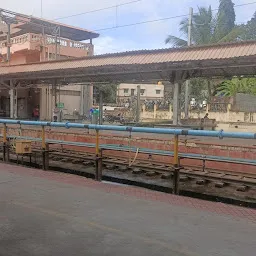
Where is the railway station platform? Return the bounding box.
[0,163,255,256]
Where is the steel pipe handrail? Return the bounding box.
[2,134,256,166]
[0,119,255,139]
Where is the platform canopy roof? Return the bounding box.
[0,9,99,41]
[0,40,256,85]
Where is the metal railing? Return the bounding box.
[0,119,255,194]
[1,33,93,52]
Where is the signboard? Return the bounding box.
[57,102,64,108]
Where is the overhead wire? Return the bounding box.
[1,1,255,53]
[54,0,143,20]
[93,1,256,32]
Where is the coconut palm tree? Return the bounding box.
[165,6,216,46]
[165,1,244,98]
[165,3,242,47]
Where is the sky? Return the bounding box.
[1,0,256,54]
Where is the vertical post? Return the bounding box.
[10,89,14,118]
[184,80,190,119]
[95,129,100,180]
[173,82,181,126]
[42,125,46,170]
[9,88,17,119]
[95,130,99,155]
[80,84,84,116]
[153,104,157,119]
[3,123,7,144]
[41,0,43,17]
[55,34,58,60]
[99,90,103,125]
[7,22,11,64]
[58,83,61,105]
[173,135,179,166]
[3,123,7,161]
[184,7,193,119]
[54,81,57,107]
[42,125,46,149]
[98,149,103,181]
[173,134,180,195]
[202,159,206,172]
[187,7,193,47]
[83,84,93,117]
[45,143,49,170]
[136,85,141,124]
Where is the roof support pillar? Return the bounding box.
[80,84,93,116]
[9,88,17,119]
[173,81,181,126]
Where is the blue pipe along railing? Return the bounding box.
[0,119,255,139]
[0,119,255,194]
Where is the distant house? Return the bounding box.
[117,83,164,103]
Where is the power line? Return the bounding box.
[95,14,189,32]
[54,0,142,20]
[232,1,256,8]
[211,1,256,13]
[93,1,256,32]
[88,0,256,53]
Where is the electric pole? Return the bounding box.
[0,14,15,63]
[6,22,11,63]
[184,7,193,119]
[187,7,193,47]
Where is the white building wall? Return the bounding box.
[40,84,84,120]
[117,83,164,99]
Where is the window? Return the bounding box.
[140,89,145,94]
[156,90,161,95]
[131,89,135,96]
[124,89,129,94]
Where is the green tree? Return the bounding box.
[94,84,117,103]
[240,12,256,40]
[216,78,256,96]
[165,6,213,46]
[165,0,248,99]
[214,0,236,41]
[165,1,240,47]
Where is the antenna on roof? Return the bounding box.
[41,0,43,18]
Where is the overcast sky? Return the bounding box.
[2,0,256,54]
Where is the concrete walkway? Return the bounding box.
[0,163,255,256]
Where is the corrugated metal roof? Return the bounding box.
[0,40,256,76]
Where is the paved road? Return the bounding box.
[0,164,255,256]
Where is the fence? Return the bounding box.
[0,119,255,195]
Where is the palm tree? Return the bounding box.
[165,3,244,99]
[165,6,242,47]
[165,7,214,46]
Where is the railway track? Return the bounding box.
[48,148,256,189]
